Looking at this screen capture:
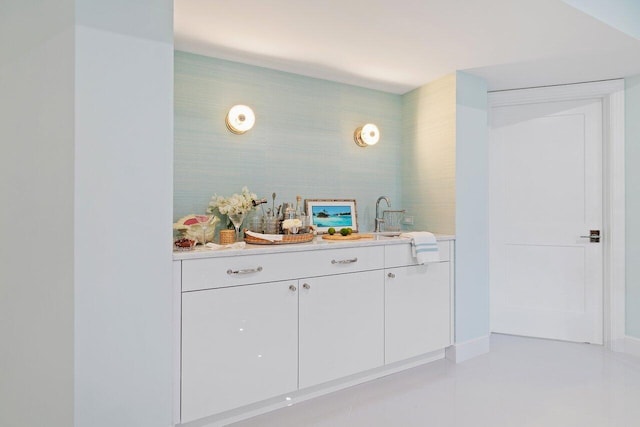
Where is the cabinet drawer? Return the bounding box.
[182,252,302,291]
[182,246,384,291]
[385,240,451,268]
[301,245,384,279]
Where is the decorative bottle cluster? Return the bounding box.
[247,194,309,235]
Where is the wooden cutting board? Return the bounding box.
[322,233,374,241]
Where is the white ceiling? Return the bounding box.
[174,0,640,94]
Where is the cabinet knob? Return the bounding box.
[289,285,297,292]
[387,272,396,279]
[303,283,311,290]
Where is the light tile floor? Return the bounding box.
[231,334,640,427]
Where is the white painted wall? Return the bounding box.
[0,2,75,426]
[74,1,174,426]
[1,1,174,426]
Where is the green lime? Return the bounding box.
[340,228,349,236]
[328,227,336,235]
[346,227,353,235]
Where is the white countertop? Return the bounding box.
[173,233,455,260]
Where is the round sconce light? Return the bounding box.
[226,105,255,134]
[354,123,380,147]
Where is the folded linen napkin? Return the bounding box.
[205,242,246,250]
[399,232,440,264]
[245,230,284,242]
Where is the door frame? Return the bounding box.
[488,79,625,351]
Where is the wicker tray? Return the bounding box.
[244,231,315,245]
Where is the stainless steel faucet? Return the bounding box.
[375,196,391,232]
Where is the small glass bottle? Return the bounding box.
[248,212,264,233]
[295,195,308,232]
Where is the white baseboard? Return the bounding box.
[625,336,640,357]
[607,337,626,353]
[445,335,490,363]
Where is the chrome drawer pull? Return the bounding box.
[227,266,263,275]
[331,257,358,265]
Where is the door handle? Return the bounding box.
[579,230,600,243]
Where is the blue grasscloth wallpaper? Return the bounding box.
[174,51,403,231]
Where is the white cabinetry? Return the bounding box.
[176,238,454,424]
[299,270,384,388]
[181,280,298,422]
[385,263,451,363]
[384,241,452,364]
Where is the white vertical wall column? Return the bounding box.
[402,72,490,362]
[0,2,75,426]
[74,1,174,426]
[625,75,640,341]
[451,72,490,360]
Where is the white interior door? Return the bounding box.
[489,98,603,344]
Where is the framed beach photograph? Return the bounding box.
[305,199,358,234]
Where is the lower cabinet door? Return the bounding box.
[385,262,451,364]
[298,270,384,389]
[181,281,298,422]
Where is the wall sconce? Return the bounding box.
[354,123,380,147]
[226,105,255,134]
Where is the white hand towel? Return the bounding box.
[400,232,440,264]
[245,230,284,242]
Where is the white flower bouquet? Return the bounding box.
[208,186,257,216]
